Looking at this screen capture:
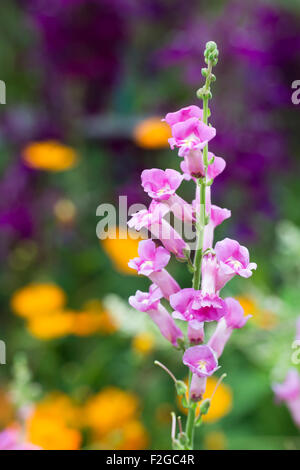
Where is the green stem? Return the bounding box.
[185,371,196,449]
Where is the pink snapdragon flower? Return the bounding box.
[0,427,41,450]
[168,117,216,157]
[272,369,300,428]
[181,151,226,180]
[128,239,180,300]
[128,201,188,259]
[129,284,183,347]
[183,345,219,401]
[203,205,231,251]
[141,168,194,222]
[208,298,251,357]
[215,238,257,290]
[163,105,203,127]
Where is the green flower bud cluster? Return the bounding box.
[204,41,219,66]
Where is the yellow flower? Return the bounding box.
[84,387,139,437]
[101,227,145,275]
[71,311,116,336]
[133,117,171,149]
[11,283,66,318]
[204,431,227,450]
[179,376,232,424]
[132,332,155,356]
[115,420,148,450]
[237,295,278,330]
[22,141,78,171]
[27,310,75,340]
[26,392,82,450]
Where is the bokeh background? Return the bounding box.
[0,0,300,450]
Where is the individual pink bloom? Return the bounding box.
[128,240,180,300]
[181,151,226,180]
[215,238,257,290]
[129,284,183,347]
[190,374,207,402]
[188,321,204,345]
[203,205,231,251]
[163,105,203,127]
[208,297,251,357]
[273,369,300,428]
[170,287,227,324]
[168,117,216,157]
[141,168,194,222]
[128,201,188,259]
[183,345,219,378]
[141,168,183,201]
[0,427,41,450]
[128,200,169,232]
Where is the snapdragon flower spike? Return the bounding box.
[181,151,226,181]
[208,298,251,357]
[141,168,194,222]
[215,238,257,291]
[128,239,180,300]
[183,345,219,401]
[203,205,231,251]
[163,105,203,127]
[273,369,300,428]
[128,200,188,259]
[168,117,216,157]
[129,284,183,347]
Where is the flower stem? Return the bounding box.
[185,370,196,449]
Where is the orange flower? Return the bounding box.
[115,420,148,450]
[26,393,81,450]
[237,295,278,330]
[11,283,66,318]
[84,387,139,437]
[27,310,74,340]
[179,376,232,424]
[22,141,78,172]
[132,332,155,356]
[133,117,171,149]
[101,227,145,275]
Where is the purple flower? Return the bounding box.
[203,205,231,251]
[190,373,207,402]
[208,298,251,357]
[128,239,180,300]
[129,284,183,347]
[168,117,216,157]
[181,151,226,180]
[183,345,219,377]
[187,321,204,345]
[273,369,300,428]
[215,237,257,290]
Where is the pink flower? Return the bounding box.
[181,151,226,180]
[168,117,216,157]
[129,284,183,347]
[128,201,188,258]
[215,238,257,290]
[273,369,300,428]
[128,239,180,300]
[141,168,194,223]
[170,286,227,324]
[163,105,203,127]
[190,373,207,402]
[188,321,204,345]
[208,298,251,357]
[203,205,231,251]
[0,427,41,450]
[183,345,219,377]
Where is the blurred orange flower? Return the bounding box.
[101,228,145,275]
[22,141,78,172]
[26,393,81,450]
[133,117,171,149]
[11,283,66,318]
[237,295,278,330]
[27,310,75,340]
[132,332,155,356]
